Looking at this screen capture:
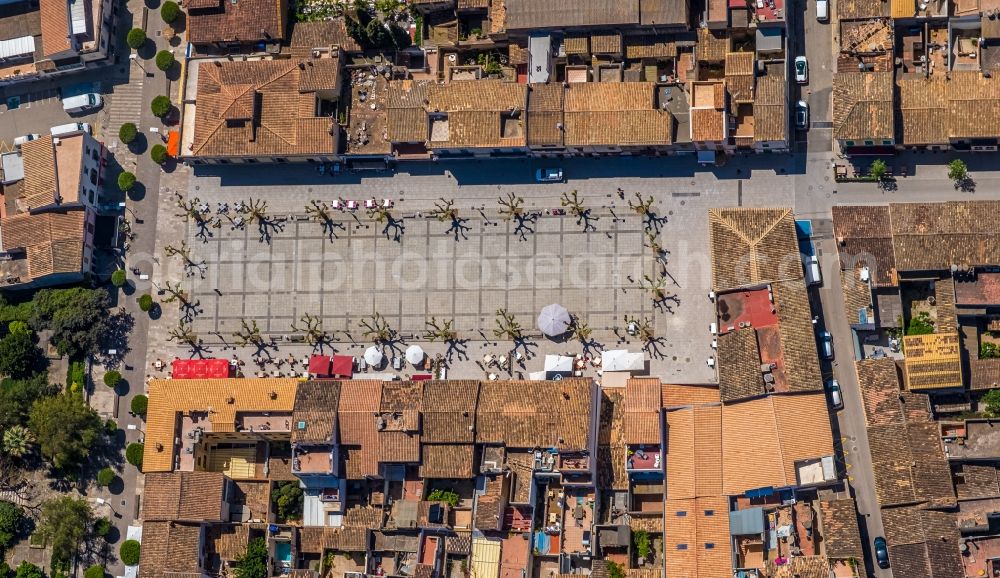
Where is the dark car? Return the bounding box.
[873,536,890,569]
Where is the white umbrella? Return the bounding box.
[544,354,574,373]
[405,344,425,365]
[538,303,572,337]
[602,349,645,372]
[364,346,383,367]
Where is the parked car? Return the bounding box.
[62,93,103,113]
[818,330,834,360]
[816,0,829,20]
[795,100,810,131]
[804,254,821,285]
[13,133,39,147]
[50,122,92,137]
[826,379,843,410]
[794,56,809,84]
[536,168,564,182]
[873,537,890,569]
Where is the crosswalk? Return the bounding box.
[107,74,144,143]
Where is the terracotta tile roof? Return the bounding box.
[661,383,720,408]
[868,421,955,507]
[691,107,725,142]
[507,42,528,66]
[39,0,72,57]
[934,278,957,333]
[597,389,629,491]
[665,405,723,499]
[297,526,368,553]
[623,378,661,445]
[947,71,1000,140]
[831,205,897,287]
[697,28,729,62]
[142,472,226,522]
[420,380,479,443]
[188,0,286,44]
[773,279,823,392]
[372,531,419,552]
[841,269,873,324]
[837,0,885,19]
[526,83,564,147]
[970,358,1000,390]
[138,522,203,578]
[832,72,894,141]
[889,201,1000,271]
[881,507,963,578]
[765,556,831,578]
[343,505,382,527]
[708,207,801,292]
[955,463,1000,499]
[819,499,864,559]
[563,33,589,55]
[474,474,504,530]
[476,378,593,450]
[1,210,85,280]
[291,380,339,444]
[563,82,672,147]
[420,444,475,478]
[503,0,645,29]
[897,76,948,145]
[716,328,765,402]
[754,69,787,142]
[902,332,963,391]
[288,19,361,52]
[624,34,677,59]
[664,496,732,578]
[857,358,907,426]
[721,393,833,495]
[20,135,57,209]
[590,32,621,54]
[205,524,250,562]
[386,80,430,143]
[488,0,506,33]
[725,52,755,103]
[144,378,299,472]
[425,80,528,150]
[190,59,339,158]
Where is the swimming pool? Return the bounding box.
[275,541,292,569]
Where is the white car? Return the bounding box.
[13,133,39,147]
[535,168,564,182]
[62,93,103,113]
[794,56,809,84]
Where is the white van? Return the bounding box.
[62,93,103,113]
[50,122,92,137]
[804,255,822,286]
[816,0,829,20]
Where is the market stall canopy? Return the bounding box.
[543,354,575,380]
[308,355,332,377]
[405,345,425,365]
[538,303,572,337]
[172,358,231,379]
[364,346,384,367]
[602,350,645,372]
[331,355,354,378]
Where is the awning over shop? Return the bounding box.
[172,358,230,379]
[308,355,331,377]
[331,355,354,378]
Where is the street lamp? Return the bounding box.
[129,53,152,77]
[118,201,142,223]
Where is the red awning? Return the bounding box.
[172,358,230,379]
[308,355,332,377]
[166,130,180,157]
[331,355,353,378]
[410,374,433,381]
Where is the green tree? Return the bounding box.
[633,529,651,559]
[426,488,460,507]
[234,538,268,578]
[0,500,23,548]
[984,389,1000,417]
[154,50,174,71]
[37,496,92,566]
[84,566,104,578]
[103,370,121,388]
[150,144,168,164]
[93,518,112,538]
[271,481,303,522]
[117,172,136,193]
[8,321,29,336]
[948,159,968,183]
[96,467,115,487]
[13,562,42,578]
[111,269,127,288]
[119,539,141,566]
[29,287,111,358]
[138,294,153,312]
[606,561,625,578]
[118,123,138,144]
[3,425,33,457]
[868,159,887,182]
[0,374,55,431]
[150,96,171,118]
[0,562,9,578]
[29,393,103,471]
[126,442,144,468]
[131,395,148,416]
[126,29,145,50]
[160,1,180,23]
[0,331,44,379]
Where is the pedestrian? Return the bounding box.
[214,288,222,295]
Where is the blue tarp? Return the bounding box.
[729,507,765,536]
